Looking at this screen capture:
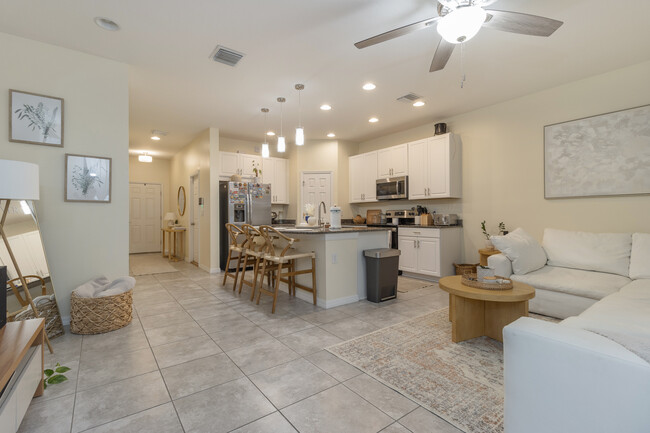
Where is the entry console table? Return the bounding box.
[162,227,186,262]
[0,319,45,433]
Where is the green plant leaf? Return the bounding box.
[44,369,54,377]
[55,366,71,374]
[43,382,47,390]
[46,375,68,385]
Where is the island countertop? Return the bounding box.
[272,225,391,235]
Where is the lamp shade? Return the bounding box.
[0,159,39,200]
[164,212,176,221]
[437,6,486,44]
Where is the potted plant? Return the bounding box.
[481,220,494,249]
[252,161,262,183]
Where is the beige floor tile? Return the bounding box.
[77,347,158,391]
[381,422,412,432]
[305,350,362,382]
[139,309,194,330]
[344,374,418,420]
[277,327,344,356]
[18,394,74,433]
[320,317,379,340]
[161,353,244,399]
[398,407,463,433]
[144,321,206,347]
[259,316,315,337]
[152,335,222,369]
[282,384,393,433]
[249,358,338,408]
[208,323,276,352]
[81,323,149,356]
[173,377,275,433]
[72,371,170,432]
[230,412,297,433]
[82,403,183,433]
[134,300,185,317]
[301,309,351,325]
[227,339,300,375]
[354,309,410,328]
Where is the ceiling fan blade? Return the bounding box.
[483,10,563,37]
[429,38,455,72]
[355,17,440,49]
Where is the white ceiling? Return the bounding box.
[2,0,650,158]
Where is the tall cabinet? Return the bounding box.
[349,151,378,203]
[408,133,462,200]
[262,157,289,204]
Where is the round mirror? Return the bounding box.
[177,186,186,216]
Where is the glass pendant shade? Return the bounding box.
[277,136,286,153]
[262,142,270,158]
[295,127,304,146]
[437,6,486,44]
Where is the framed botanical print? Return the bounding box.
[65,154,112,203]
[9,89,64,147]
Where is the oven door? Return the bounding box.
[376,176,408,200]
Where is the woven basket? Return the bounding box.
[11,296,65,340]
[70,289,133,335]
[454,263,479,276]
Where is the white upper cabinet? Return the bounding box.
[262,157,289,204]
[220,152,262,179]
[349,151,378,203]
[407,133,462,199]
[377,144,408,177]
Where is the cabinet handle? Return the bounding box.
[413,240,417,248]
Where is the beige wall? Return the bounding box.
[0,32,129,319]
[129,155,172,215]
[170,128,220,271]
[220,136,288,159]
[358,60,650,262]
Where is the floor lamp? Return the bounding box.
[0,159,53,353]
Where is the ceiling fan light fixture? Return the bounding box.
[437,6,486,44]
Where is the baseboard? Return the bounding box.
[198,263,222,274]
[400,271,440,283]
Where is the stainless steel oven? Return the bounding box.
[376,176,408,200]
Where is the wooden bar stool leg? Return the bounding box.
[232,253,243,291]
[222,250,232,285]
[238,254,248,293]
[272,262,283,314]
[311,257,317,305]
[256,259,267,305]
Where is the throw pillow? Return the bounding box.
[629,233,650,280]
[490,228,547,275]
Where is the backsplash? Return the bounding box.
[352,198,463,219]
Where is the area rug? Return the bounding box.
[397,276,434,293]
[129,253,178,276]
[327,308,505,433]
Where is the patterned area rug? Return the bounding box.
[327,308,505,433]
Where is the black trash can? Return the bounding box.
[364,248,401,303]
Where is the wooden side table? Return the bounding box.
[479,248,501,266]
[162,227,186,262]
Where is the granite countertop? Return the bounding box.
[272,225,391,234]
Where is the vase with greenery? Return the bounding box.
[481,221,508,249]
[252,161,262,182]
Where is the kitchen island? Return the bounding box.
[273,226,391,308]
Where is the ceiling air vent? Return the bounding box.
[209,45,245,67]
[397,93,423,103]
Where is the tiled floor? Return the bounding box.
[19,256,462,433]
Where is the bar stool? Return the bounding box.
[222,223,246,289]
[237,224,266,296]
[255,225,317,313]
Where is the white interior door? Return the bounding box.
[129,183,162,254]
[191,175,200,264]
[300,172,332,223]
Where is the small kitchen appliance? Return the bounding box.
[329,205,342,229]
[433,213,459,226]
[434,123,447,135]
[386,209,416,225]
[376,176,408,200]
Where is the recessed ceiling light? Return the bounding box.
[362,83,376,91]
[150,135,161,141]
[327,133,336,138]
[413,101,425,107]
[369,117,379,123]
[94,17,120,31]
[320,104,332,111]
[266,131,276,136]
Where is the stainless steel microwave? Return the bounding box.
[376,176,408,200]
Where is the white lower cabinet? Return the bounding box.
[398,227,461,278]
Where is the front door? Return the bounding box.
[300,172,332,223]
[129,183,162,253]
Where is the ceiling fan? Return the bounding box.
[355,0,563,72]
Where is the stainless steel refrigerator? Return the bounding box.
[219,181,272,271]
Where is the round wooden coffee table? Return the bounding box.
[439,275,535,343]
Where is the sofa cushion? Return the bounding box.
[511,265,630,300]
[490,228,547,275]
[619,279,650,299]
[543,229,632,277]
[630,233,650,280]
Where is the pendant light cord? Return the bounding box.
[460,42,466,89]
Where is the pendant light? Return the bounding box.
[261,108,270,158]
[277,97,286,152]
[295,84,304,146]
[138,152,153,163]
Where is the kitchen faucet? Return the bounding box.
[318,201,327,227]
